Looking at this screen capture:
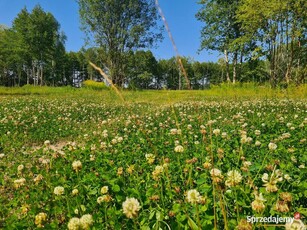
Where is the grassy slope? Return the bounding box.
[0,84,306,229]
[0,84,306,104]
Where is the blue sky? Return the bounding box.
[0,0,220,62]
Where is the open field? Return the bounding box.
[0,86,306,229]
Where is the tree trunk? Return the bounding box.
[32,63,36,86]
[40,62,43,86]
[285,38,294,85]
[232,52,238,84]
[178,68,181,90]
[17,68,21,86]
[224,50,230,83]
[27,68,29,85]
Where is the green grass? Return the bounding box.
[0,86,306,229]
[0,83,305,103]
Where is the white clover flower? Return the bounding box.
[225,170,242,187]
[291,156,297,163]
[268,142,277,151]
[33,174,43,183]
[285,219,306,230]
[170,128,181,135]
[72,160,82,172]
[67,217,80,230]
[101,186,108,194]
[262,173,269,182]
[122,197,141,219]
[255,141,261,146]
[152,165,164,181]
[174,145,184,153]
[44,140,50,146]
[14,178,26,188]
[284,174,291,181]
[213,129,220,136]
[241,135,248,144]
[210,168,223,183]
[72,189,79,196]
[145,154,155,164]
[262,170,283,193]
[111,138,117,144]
[246,137,253,143]
[282,133,291,139]
[251,192,266,213]
[100,142,107,149]
[0,153,5,158]
[207,120,216,125]
[97,195,112,204]
[254,130,261,136]
[35,212,47,228]
[221,132,227,138]
[210,168,222,177]
[186,189,201,204]
[17,164,24,172]
[299,164,305,169]
[80,214,94,230]
[243,161,252,167]
[203,161,211,169]
[97,196,103,204]
[286,122,292,127]
[117,136,123,142]
[54,186,65,195]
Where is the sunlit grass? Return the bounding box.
[0,85,306,229]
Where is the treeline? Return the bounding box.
[1,1,306,89]
[67,49,271,89]
[0,5,267,89]
[197,0,307,86]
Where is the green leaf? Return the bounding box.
[156,211,162,221]
[80,205,86,212]
[149,211,155,220]
[112,184,120,193]
[188,217,200,230]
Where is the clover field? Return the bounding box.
[0,88,306,229]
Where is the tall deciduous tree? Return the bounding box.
[196,0,244,83]
[12,5,66,86]
[78,0,163,86]
[126,50,158,89]
[237,0,307,86]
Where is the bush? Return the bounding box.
[82,80,109,90]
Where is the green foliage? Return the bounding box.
[82,80,109,90]
[0,85,78,95]
[0,91,306,229]
[0,5,66,87]
[197,0,307,86]
[78,0,163,86]
[126,50,158,89]
[236,0,307,86]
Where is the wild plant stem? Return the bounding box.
[196,204,201,229]
[217,190,229,230]
[208,112,218,230]
[252,151,269,184]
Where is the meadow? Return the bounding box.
[0,85,306,229]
